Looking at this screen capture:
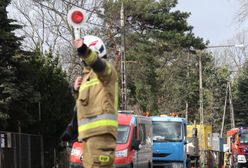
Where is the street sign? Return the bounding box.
[67,7,87,39]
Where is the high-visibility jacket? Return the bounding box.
[76,50,118,140]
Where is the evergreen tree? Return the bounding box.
[201,56,230,131]
[0,0,23,128]
[0,0,46,131]
[0,0,74,138]
[234,60,248,126]
[101,0,206,114]
[26,49,74,167]
[100,0,228,127]
[0,1,74,166]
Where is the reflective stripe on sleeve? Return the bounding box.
[84,50,97,65]
[106,63,112,75]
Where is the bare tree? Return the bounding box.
[237,0,248,23]
[208,1,248,78]
[209,30,248,78]
[9,0,104,83]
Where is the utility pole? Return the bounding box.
[198,51,205,167]
[220,81,235,137]
[199,52,204,125]
[221,83,229,138]
[228,82,235,128]
[185,49,190,123]
[197,44,243,167]
[120,2,127,110]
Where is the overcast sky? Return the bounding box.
[8,0,245,46]
[176,0,243,45]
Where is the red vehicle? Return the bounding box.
[69,111,153,168]
[69,141,84,168]
[226,127,248,168]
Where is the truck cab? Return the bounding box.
[114,112,153,168]
[151,115,187,168]
[227,127,248,168]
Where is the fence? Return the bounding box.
[0,131,44,168]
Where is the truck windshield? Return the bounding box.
[240,133,248,144]
[117,125,130,144]
[152,121,182,142]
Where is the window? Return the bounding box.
[131,127,137,147]
[138,124,146,145]
[117,125,130,144]
[152,121,182,142]
[240,133,248,144]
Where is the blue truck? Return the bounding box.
[151,115,188,168]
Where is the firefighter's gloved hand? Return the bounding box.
[73,39,90,58]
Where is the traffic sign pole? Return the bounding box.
[74,28,80,40]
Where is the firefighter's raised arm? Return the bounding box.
[73,36,115,83]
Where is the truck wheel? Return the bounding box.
[236,163,242,168]
[233,162,240,168]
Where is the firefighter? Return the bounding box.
[73,35,118,168]
[223,149,231,168]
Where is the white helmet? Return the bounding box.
[83,35,107,58]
